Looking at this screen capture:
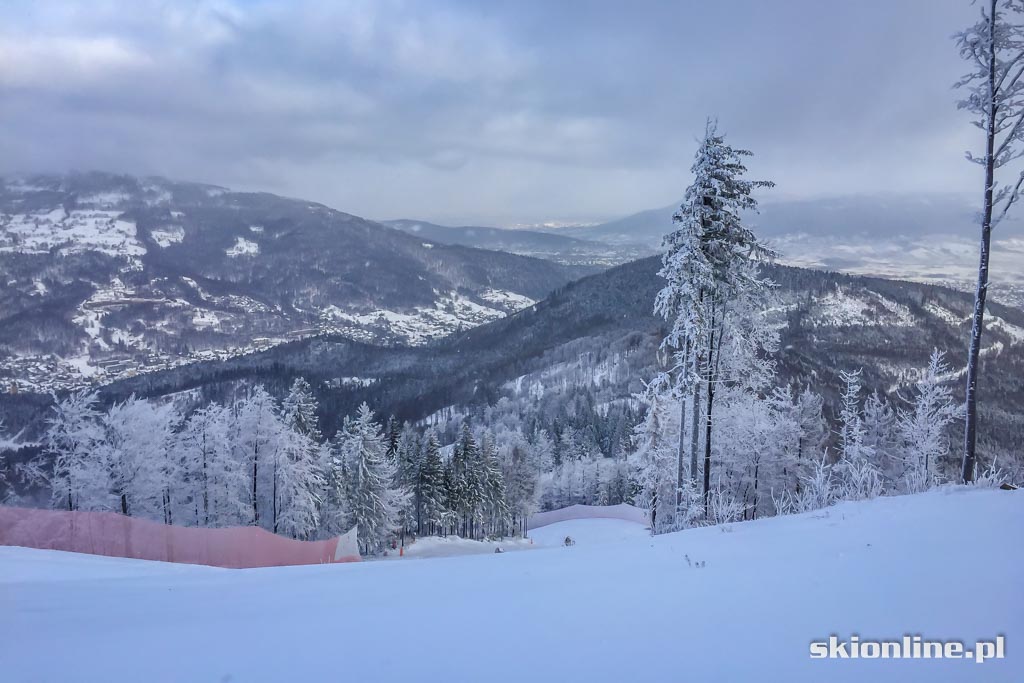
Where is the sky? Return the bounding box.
[0,0,984,226]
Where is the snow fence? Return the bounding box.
[0,505,360,568]
[527,503,648,530]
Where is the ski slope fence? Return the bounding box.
[0,505,360,568]
[527,503,648,530]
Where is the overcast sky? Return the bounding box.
[0,0,982,226]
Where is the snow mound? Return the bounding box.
[529,517,648,547]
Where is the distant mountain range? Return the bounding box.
[382,218,648,266]
[543,193,1024,308]
[0,172,591,392]
[12,256,1018,466]
[557,193,1024,244]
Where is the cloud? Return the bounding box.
[0,0,985,225]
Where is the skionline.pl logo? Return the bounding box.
[810,635,1006,664]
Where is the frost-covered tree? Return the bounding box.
[274,378,326,538]
[178,403,248,527]
[530,429,555,474]
[320,423,353,538]
[862,390,900,486]
[631,385,682,533]
[97,396,177,521]
[479,434,510,537]
[769,384,826,493]
[281,377,321,442]
[954,0,1024,482]
[272,422,325,539]
[835,370,882,500]
[417,432,447,535]
[394,426,422,538]
[504,437,538,537]
[45,391,104,511]
[346,403,405,554]
[898,350,960,492]
[233,386,279,528]
[654,120,775,511]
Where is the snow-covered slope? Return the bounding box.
[1,488,1020,682]
[0,172,590,391]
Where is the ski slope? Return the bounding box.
[1,489,1020,682]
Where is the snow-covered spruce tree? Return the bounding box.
[394,426,422,539]
[898,350,960,493]
[954,0,1024,482]
[282,377,321,442]
[272,420,325,539]
[274,378,326,538]
[503,437,538,537]
[347,403,406,554]
[45,391,104,511]
[653,120,774,513]
[320,422,353,537]
[417,432,447,535]
[480,434,510,537]
[835,369,882,500]
[450,423,486,538]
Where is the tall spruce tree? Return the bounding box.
[654,120,774,513]
[347,404,404,554]
[418,432,447,535]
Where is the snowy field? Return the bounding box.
[1,489,1021,682]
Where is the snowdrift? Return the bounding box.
[0,505,359,568]
[528,503,648,530]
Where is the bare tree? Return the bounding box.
[953,0,1024,482]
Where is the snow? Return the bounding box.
[321,292,517,345]
[1,489,1020,682]
[150,226,185,247]
[478,288,537,310]
[924,302,967,326]
[989,315,1024,346]
[0,209,145,258]
[774,232,1024,288]
[226,236,259,257]
[528,517,648,546]
[810,286,916,328]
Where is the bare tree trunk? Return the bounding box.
[963,2,997,484]
[252,445,259,526]
[676,339,690,509]
[702,300,724,516]
[702,323,716,514]
[272,453,279,534]
[689,366,701,486]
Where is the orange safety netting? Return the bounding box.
[0,505,360,568]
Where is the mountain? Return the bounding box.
[554,194,1024,307]
[0,172,593,392]
[382,218,649,266]
[20,256,1017,469]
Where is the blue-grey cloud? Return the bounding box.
[0,0,982,225]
